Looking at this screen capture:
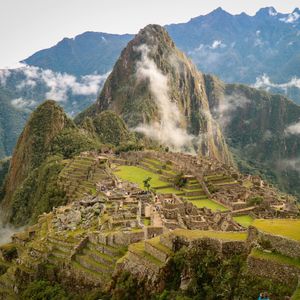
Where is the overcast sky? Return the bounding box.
[0,0,299,68]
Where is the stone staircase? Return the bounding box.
[58,155,111,202]
[46,234,79,264]
[181,177,208,201]
[71,237,126,283]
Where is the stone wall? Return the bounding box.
[247,255,300,284]
[248,226,300,259]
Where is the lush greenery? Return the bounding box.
[114,165,174,190]
[233,215,254,228]
[50,128,100,159]
[21,280,70,300]
[188,199,227,212]
[10,155,67,225]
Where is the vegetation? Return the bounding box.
[172,229,247,241]
[247,196,264,206]
[233,215,254,228]
[143,177,152,191]
[92,111,134,146]
[21,280,70,300]
[114,166,170,189]
[10,155,67,225]
[173,172,187,188]
[251,249,300,269]
[252,219,300,241]
[50,128,100,159]
[188,199,227,212]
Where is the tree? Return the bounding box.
[143,177,152,191]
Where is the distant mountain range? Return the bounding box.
[23,7,300,103]
[0,6,299,159]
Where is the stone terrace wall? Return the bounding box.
[247,255,300,284]
[248,226,300,259]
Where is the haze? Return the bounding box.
[0,0,299,68]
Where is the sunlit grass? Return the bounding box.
[233,215,254,228]
[252,219,300,241]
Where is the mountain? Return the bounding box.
[0,86,28,157]
[22,7,300,104]
[0,66,107,158]
[22,32,133,76]
[205,74,300,199]
[0,100,100,225]
[77,25,232,165]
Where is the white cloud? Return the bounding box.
[211,40,226,49]
[254,74,300,92]
[280,158,300,172]
[0,69,11,85]
[11,98,37,110]
[213,93,250,127]
[285,121,300,135]
[280,11,300,23]
[1,65,109,102]
[134,44,194,151]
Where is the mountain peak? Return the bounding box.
[209,7,231,17]
[256,7,278,17]
[134,24,174,48]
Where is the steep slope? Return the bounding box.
[77,25,231,164]
[205,74,300,199]
[0,100,100,225]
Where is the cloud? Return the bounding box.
[285,121,300,135]
[0,218,24,245]
[134,44,194,151]
[279,158,300,173]
[211,40,226,49]
[1,65,109,102]
[212,93,250,127]
[11,98,37,110]
[0,69,11,85]
[254,74,300,92]
[280,11,300,23]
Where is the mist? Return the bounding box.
[134,44,195,151]
[0,217,21,245]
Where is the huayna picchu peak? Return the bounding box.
[0,11,300,300]
[77,24,232,165]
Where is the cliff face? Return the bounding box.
[0,100,72,222]
[77,25,232,164]
[205,74,300,199]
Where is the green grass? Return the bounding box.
[173,229,247,241]
[143,218,150,226]
[251,248,300,269]
[233,215,254,228]
[155,187,182,195]
[252,219,300,241]
[147,237,173,255]
[129,242,163,266]
[188,199,228,211]
[114,165,170,190]
[291,286,300,300]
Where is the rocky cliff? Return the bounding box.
[204,74,300,199]
[77,25,232,165]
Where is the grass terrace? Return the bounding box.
[252,219,300,241]
[113,165,179,194]
[250,248,300,269]
[233,215,254,228]
[188,199,228,212]
[173,229,247,241]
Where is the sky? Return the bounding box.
[0,0,299,68]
